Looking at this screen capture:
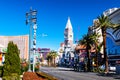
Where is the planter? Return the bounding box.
[23,72,42,80]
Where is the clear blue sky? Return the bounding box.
[0,0,120,51]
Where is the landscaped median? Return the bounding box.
[36,72,58,80]
[23,72,58,80]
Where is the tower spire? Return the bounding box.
[65,17,72,29]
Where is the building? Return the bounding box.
[37,48,50,65]
[105,8,120,65]
[0,44,6,65]
[38,48,50,60]
[75,45,87,63]
[58,43,65,64]
[64,17,74,47]
[0,35,29,61]
[58,43,64,58]
[59,17,75,66]
[88,7,120,65]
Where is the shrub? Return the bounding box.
[20,63,29,74]
[3,41,21,79]
[2,73,20,80]
[0,66,3,77]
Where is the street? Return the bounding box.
[40,67,120,80]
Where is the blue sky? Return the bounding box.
[0,0,120,51]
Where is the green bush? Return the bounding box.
[93,67,105,73]
[30,64,39,72]
[3,41,21,76]
[35,67,39,72]
[2,73,20,80]
[0,66,3,77]
[0,66,3,70]
[20,64,28,74]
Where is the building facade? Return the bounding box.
[88,8,120,65]
[59,17,75,66]
[0,35,29,61]
[37,48,50,65]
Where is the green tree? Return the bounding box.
[79,34,94,72]
[96,14,119,73]
[46,50,58,67]
[3,41,20,79]
[46,54,52,66]
[91,32,101,70]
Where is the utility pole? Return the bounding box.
[26,7,37,72]
[33,24,37,72]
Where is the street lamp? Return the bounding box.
[26,7,37,72]
[33,24,37,72]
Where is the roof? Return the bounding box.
[75,45,86,50]
[65,17,73,29]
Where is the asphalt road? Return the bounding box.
[40,67,120,80]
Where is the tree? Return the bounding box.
[96,14,119,73]
[79,34,94,72]
[3,41,20,78]
[46,54,52,66]
[91,32,101,70]
[46,50,58,67]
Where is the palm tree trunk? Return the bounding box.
[102,31,108,73]
[48,59,50,67]
[86,46,90,72]
[52,56,54,67]
[54,56,56,67]
[95,43,98,70]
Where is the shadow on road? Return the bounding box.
[96,73,120,79]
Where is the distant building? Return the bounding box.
[37,48,50,65]
[38,48,50,60]
[58,43,65,64]
[64,17,74,47]
[0,35,29,61]
[58,17,75,66]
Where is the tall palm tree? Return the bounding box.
[96,14,119,73]
[79,34,94,72]
[91,32,101,70]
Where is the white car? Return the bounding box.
[109,65,116,71]
[99,64,116,72]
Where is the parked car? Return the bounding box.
[109,64,116,72]
[99,64,116,72]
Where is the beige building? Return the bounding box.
[0,35,29,60]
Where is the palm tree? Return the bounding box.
[51,50,58,67]
[91,32,101,70]
[47,50,58,67]
[46,53,52,66]
[96,14,119,73]
[79,34,94,72]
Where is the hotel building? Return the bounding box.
[88,8,120,65]
[0,35,29,62]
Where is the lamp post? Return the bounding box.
[26,7,37,72]
[33,24,37,72]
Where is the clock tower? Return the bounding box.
[63,17,74,63]
[64,17,73,47]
